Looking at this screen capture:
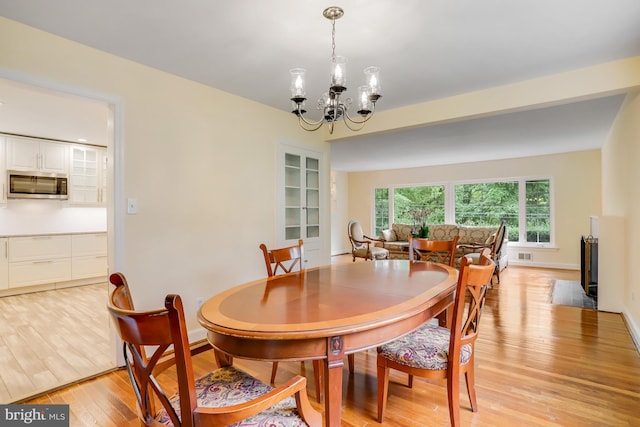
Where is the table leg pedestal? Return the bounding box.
[324,336,345,427]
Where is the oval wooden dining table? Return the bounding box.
[198,259,458,427]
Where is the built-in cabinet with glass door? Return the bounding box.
[69,145,107,205]
[279,145,326,268]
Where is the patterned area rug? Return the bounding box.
[551,280,597,309]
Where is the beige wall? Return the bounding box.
[330,170,351,255]
[346,150,601,268]
[0,18,329,335]
[601,91,640,344]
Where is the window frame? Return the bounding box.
[373,175,554,247]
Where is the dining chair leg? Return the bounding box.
[312,360,322,402]
[376,359,390,422]
[447,370,461,427]
[465,364,478,412]
[273,360,323,403]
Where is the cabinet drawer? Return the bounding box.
[9,235,71,262]
[9,258,72,288]
[72,255,108,280]
[72,233,107,257]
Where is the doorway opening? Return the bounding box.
[0,75,117,403]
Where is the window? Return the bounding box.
[454,181,519,239]
[394,185,445,225]
[374,178,552,245]
[525,179,550,243]
[374,188,389,236]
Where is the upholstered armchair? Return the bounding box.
[348,220,389,261]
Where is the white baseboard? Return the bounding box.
[508,260,580,270]
[331,248,351,256]
[622,309,640,353]
[189,327,208,344]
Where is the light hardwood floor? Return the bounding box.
[0,283,114,403]
[23,260,640,426]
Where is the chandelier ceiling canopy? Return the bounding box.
[289,6,382,134]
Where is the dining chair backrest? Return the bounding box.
[108,283,191,426]
[259,239,304,277]
[450,248,494,365]
[409,234,460,266]
[109,272,135,310]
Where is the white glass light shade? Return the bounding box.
[357,85,372,112]
[364,66,381,95]
[320,92,331,108]
[290,68,307,98]
[331,56,347,87]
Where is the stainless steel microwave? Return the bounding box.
[7,171,69,200]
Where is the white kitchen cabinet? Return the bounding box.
[5,233,107,291]
[71,233,107,279]
[69,145,107,205]
[0,238,8,290]
[8,235,72,288]
[6,135,69,174]
[9,259,71,288]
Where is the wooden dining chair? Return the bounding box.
[260,240,356,400]
[259,240,325,401]
[260,240,306,385]
[260,239,305,277]
[107,280,322,427]
[409,234,460,266]
[377,249,495,427]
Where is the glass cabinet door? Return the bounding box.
[285,153,302,240]
[280,148,322,247]
[70,146,99,203]
[69,145,107,204]
[305,156,320,238]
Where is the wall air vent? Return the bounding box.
[518,252,532,261]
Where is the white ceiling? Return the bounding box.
[1,0,639,170]
[0,77,112,146]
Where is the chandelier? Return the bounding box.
[289,6,382,134]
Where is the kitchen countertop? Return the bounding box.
[0,231,107,238]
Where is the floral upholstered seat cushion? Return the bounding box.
[379,324,472,370]
[157,366,308,426]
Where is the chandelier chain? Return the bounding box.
[331,18,336,61]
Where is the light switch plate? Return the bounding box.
[127,198,138,214]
